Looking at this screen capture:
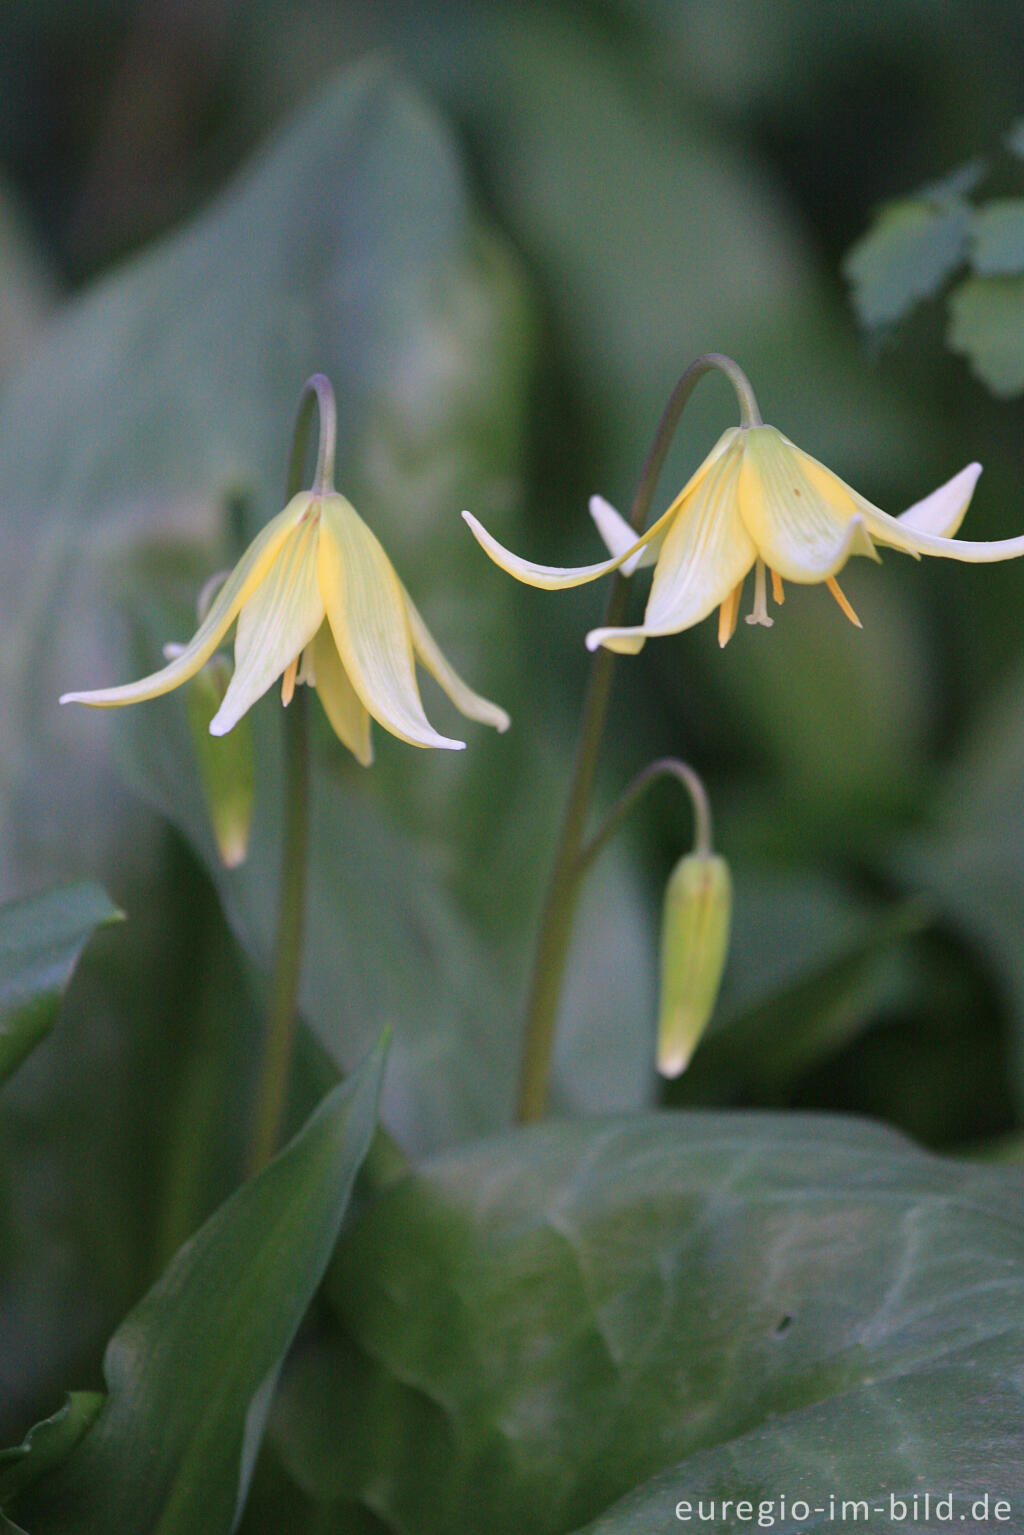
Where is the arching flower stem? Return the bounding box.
[577,758,713,878]
[516,356,748,1123]
[288,372,337,498]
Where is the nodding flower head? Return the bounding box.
[62,489,509,765]
[464,422,1022,652]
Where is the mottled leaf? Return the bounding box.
[257,1113,1024,1534]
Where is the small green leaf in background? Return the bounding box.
[0,882,121,1087]
[843,196,971,329]
[947,273,1024,395]
[10,1035,387,1535]
[0,1394,104,1508]
[253,1113,1024,1534]
[969,198,1024,275]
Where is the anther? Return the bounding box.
[718,583,743,647]
[281,657,299,705]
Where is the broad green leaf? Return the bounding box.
[0,881,121,1086]
[844,197,969,328]
[969,198,1024,276]
[11,1037,386,1535]
[256,1113,1024,1534]
[0,1394,103,1507]
[947,273,1024,395]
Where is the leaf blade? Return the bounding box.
[11,1036,387,1535]
[263,1112,1024,1534]
[0,881,121,1087]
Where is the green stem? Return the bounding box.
[246,373,337,1174]
[248,688,310,1173]
[516,353,754,1123]
[289,373,338,496]
[578,758,713,876]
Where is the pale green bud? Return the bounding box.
[657,852,731,1077]
[183,654,254,868]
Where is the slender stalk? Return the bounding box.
[289,373,337,496]
[248,688,310,1172]
[516,354,755,1122]
[246,374,335,1173]
[578,758,713,877]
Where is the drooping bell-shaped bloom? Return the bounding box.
[62,490,509,764]
[464,424,1024,651]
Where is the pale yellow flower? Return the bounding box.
[464,424,1023,650]
[62,491,509,763]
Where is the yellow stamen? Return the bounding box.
[771,568,785,605]
[718,583,743,648]
[826,576,862,628]
[281,656,299,705]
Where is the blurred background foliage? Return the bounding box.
[2,0,1024,1454]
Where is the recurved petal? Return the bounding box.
[60,497,305,708]
[894,463,982,538]
[462,510,667,591]
[401,584,510,733]
[319,496,464,751]
[310,623,373,766]
[737,427,880,580]
[210,514,324,736]
[584,625,648,654]
[856,506,1024,562]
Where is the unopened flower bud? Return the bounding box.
[181,652,254,868]
[657,851,731,1077]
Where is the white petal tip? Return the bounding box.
[657,1049,692,1079]
[588,493,644,574]
[586,626,647,655]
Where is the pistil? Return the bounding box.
[745,558,774,628]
